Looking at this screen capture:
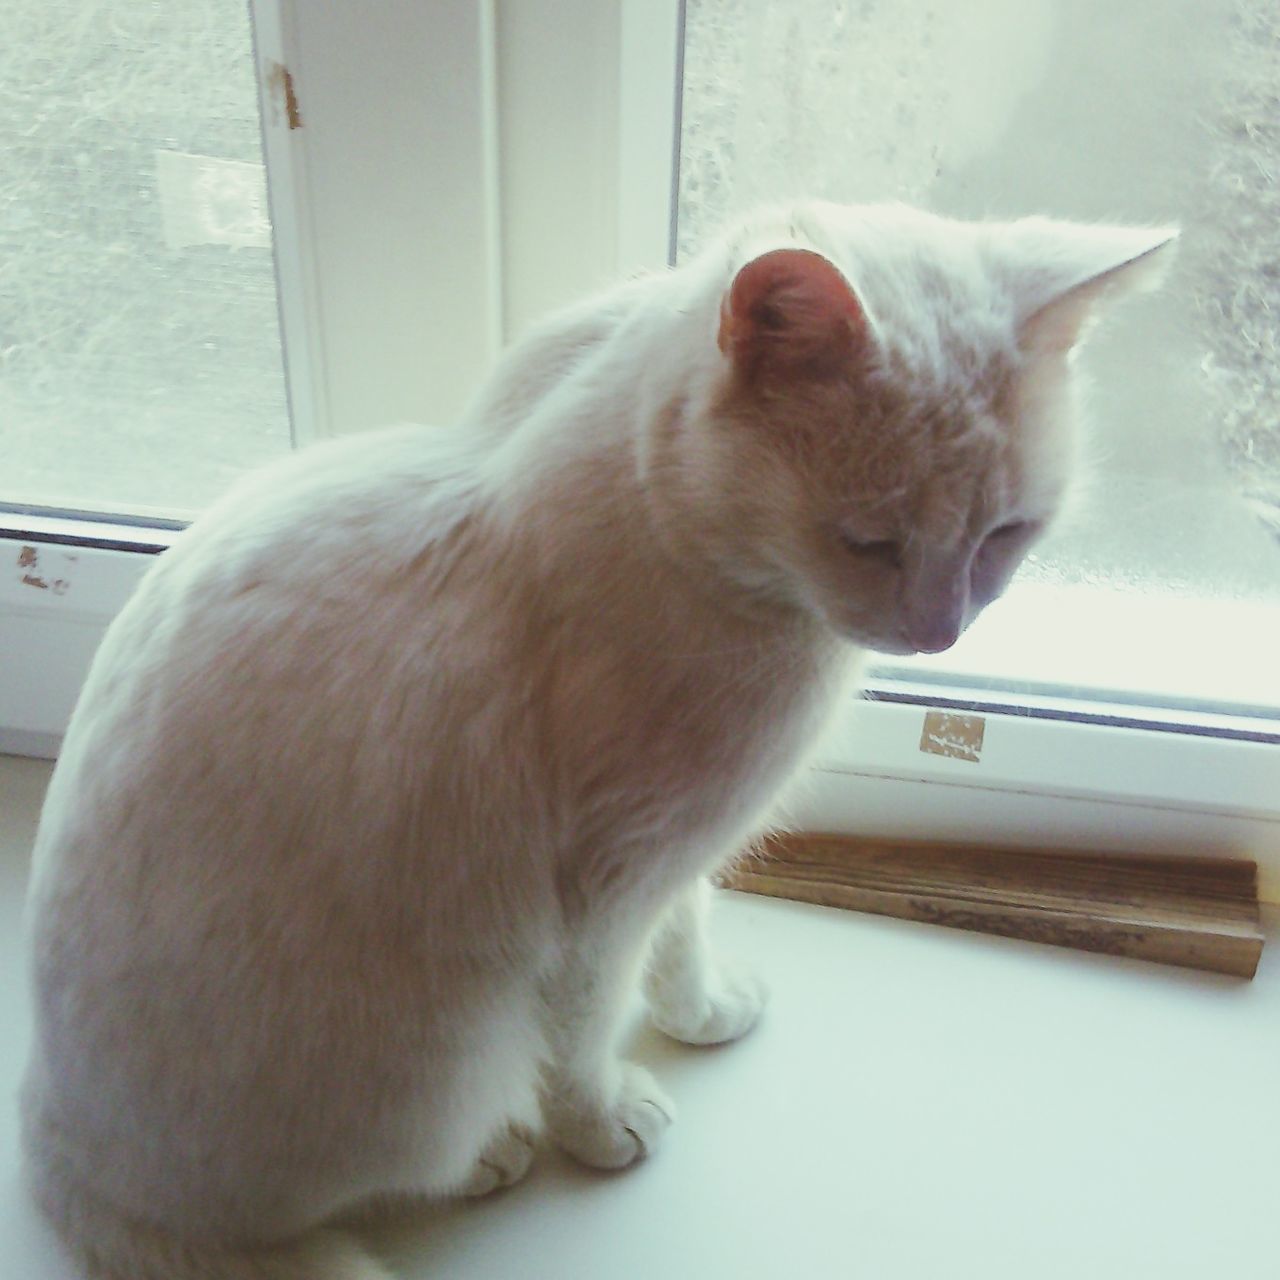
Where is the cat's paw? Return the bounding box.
[646,966,768,1047]
[544,1063,674,1171]
[457,1122,537,1197]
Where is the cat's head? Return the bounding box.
[688,202,1176,654]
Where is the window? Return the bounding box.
[2,0,291,517]
[2,0,1277,891]
[1,0,506,526]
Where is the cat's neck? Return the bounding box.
[460,263,718,454]
[463,256,791,623]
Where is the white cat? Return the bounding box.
[21,201,1173,1279]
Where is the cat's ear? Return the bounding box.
[717,248,873,378]
[1007,222,1178,357]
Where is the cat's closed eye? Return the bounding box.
[985,519,1035,543]
[971,517,1042,603]
[838,529,901,568]
[979,519,1042,557]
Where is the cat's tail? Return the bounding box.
[28,1157,392,1280]
[21,1085,396,1279]
[56,1222,395,1280]
[54,1225,393,1280]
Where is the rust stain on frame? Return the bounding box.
[268,62,304,130]
[17,544,72,594]
[919,711,985,763]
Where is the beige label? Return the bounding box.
[155,149,271,252]
[919,711,985,763]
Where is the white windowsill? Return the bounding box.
[3,754,1277,1279]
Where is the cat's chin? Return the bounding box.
[871,638,941,658]
[830,626,957,658]
[826,622,919,656]
[820,603,973,656]
[869,638,927,657]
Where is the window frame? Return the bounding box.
[3,0,1277,895]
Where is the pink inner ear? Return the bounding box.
[717,248,867,364]
[1019,289,1098,357]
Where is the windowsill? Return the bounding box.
[3,753,1277,1279]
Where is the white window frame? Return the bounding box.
[3,0,1277,896]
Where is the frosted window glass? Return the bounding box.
[678,0,1280,606]
[0,0,291,519]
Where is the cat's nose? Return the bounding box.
[904,597,967,653]
[906,617,963,654]
[903,563,969,653]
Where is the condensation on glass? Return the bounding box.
[677,0,1280,607]
[0,0,291,518]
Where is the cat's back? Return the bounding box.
[154,421,485,620]
[28,260,680,916]
[92,422,491,688]
[66,263,667,718]
[28,422,530,899]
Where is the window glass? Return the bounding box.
[678,0,1280,719]
[0,0,291,519]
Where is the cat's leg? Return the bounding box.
[643,877,768,1047]
[540,919,675,1171]
[456,1121,538,1197]
[331,1122,536,1224]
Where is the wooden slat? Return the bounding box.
[724,833,1264,978]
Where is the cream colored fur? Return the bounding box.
[20,201,1173,1279]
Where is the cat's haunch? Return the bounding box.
[20,200,1174,1280]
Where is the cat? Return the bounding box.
[20,200,1174,1280]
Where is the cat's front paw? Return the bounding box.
[544,1063,674,1171]
[458,1121,537,1197]
[646,966,768,1047]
